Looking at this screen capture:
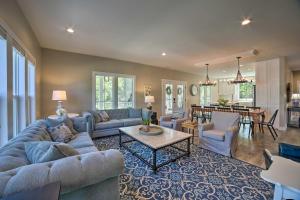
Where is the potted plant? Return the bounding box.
[142,119,151,132]
[217,97,229,107]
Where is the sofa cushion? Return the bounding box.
[47,123,75,143]
[68,132,95,149]
[89,110,102,123]
[25,141,79,163]
[128,108,142,118]
[121,118,143,126]
[103,109,129,119]
[71,117,87,132]
[46,116,78,134]
[203,130,225,141]
[160,121,173,128]
[95,120,124,130]
[99,111,110,122]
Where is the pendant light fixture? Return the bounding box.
[230,57,248,84]
[199,64,216,87]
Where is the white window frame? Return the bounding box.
[200,86,212,106]
[235,83,254,103]
[27,61,36,124]
[92,71,136,110]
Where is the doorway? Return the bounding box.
[161,79,187,115]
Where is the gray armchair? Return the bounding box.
[159,111,189,131]
[198,111,240,157]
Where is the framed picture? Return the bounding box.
[144,85,152,97]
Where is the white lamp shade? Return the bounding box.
[52,90,67,101]
[145,95,155,103]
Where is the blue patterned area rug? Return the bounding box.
[94,136,274,200]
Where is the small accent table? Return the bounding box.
[119,125,191,173]
[261,156,300,200]
[48,113,79,119]
[2,182,61,200]
[181,121,198,144]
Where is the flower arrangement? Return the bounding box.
[217,97,229,107]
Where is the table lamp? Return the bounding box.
[145,95,155,110]
[52,90,67,116]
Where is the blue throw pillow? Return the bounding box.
[25,141,79,163]
[129,108,142,118]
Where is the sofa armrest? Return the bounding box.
[71,116,89,132]
[159,115,172,122]
[172,118,188,130]
[0,150,124,197]
[198,123,214,137]
[279,143,300,162]
[82,112,94,133]
[224,125,239,144]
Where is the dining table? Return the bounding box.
[191,105,265,134]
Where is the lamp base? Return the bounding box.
[146,103,152,110]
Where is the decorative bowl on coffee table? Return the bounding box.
[139,126,163,136]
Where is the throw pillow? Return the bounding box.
[99,111,110,121]
[47,123,75,142]
[89,110,102,123]
[129,108,142,118]
[46,116,78,134]
[25,141,79,163]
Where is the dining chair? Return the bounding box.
[258,109,279,140]
[233,108,252,135]
[203,106,215,122]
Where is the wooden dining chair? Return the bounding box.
[258,109,279,140]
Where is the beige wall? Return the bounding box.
[0,0,42,118]
[292,70,300,93]
[41,49,202,117]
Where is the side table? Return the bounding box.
[181,121,198,144]
[48,113,79,120]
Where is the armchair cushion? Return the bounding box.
[160,121,173,128]
[202,130,225,141]
[279,143,300,162]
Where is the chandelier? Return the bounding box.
[199,64,216,87]
[230,57,248,84]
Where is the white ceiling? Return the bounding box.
[17,0,300,77]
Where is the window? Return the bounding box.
[13,47,26,137]
[0,35,7,146]
[27,62,36,123]
[237,82,254,102]
[200,86,211,106]
[93,72,135,110]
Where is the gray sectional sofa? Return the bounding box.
[0,118,124,200]
[83,108,152,138]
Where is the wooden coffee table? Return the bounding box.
[119,125,191,172]
[181,121,198,144]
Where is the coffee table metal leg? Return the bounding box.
[152,149,157,172]
[192,129,194,144]
[187,138,191,156]
[119,130,122,147]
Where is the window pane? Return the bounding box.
[13,48,26,136]
[239,83,253,100]
[28,62,36,123]
[95,75,114,110]
[0,36,7,146]
[118,77,133,108]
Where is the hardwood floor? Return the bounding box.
[192,125,300,169]
[235,125,300,169]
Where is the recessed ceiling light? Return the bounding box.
[66,28,74,33]
[241,18,251,26]
[240,64,244,67]
[161,52,166,56]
